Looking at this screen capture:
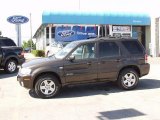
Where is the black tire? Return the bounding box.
[35,74,61,99]
[117,68,139,90]
[4,59,18,74]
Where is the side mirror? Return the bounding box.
[68,55,75,61]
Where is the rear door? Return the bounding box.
[98,41,121,81]
[63,42,98,83]
[0,47,2,64]
[0,40,3,64]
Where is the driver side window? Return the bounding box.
[71,43,95,60]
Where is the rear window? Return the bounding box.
[122,41,143,54]
[0,39,16,46]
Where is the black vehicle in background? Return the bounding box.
[0,37,25,73]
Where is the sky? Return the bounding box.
[0,0,160,45]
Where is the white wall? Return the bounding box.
[145,26,151,55]
[36,29,45,50]
[150,18,156,57]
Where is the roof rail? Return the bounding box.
[97,35,133,39]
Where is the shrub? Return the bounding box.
[31,50,45,57]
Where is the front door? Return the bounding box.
[63,42,98,83]
[98,41,121,81]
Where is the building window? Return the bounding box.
[51,27,55,38]
[46,27,49,39]
[100,26,105,37]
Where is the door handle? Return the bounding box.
[59,66,63,70]
[87,62,91,65]
[116,59,121,62]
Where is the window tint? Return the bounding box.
[71,43,95,60]
[0,39,16,46]
[99,42,119,57]
[122,41,143,54]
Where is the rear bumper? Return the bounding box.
[140,63,150,77]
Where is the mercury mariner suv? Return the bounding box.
[17,37,150,98]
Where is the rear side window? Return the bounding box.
[122,41,143,54]
[0,39,16,46]
[99,42,119,57]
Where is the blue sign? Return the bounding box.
[55,26,97,42]
[7,15,29,24]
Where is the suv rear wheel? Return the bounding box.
[117,68,139,90]
[35,74,61,98]
[5,59,17,73]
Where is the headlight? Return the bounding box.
[20,68,31,75]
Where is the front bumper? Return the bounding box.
[17,74,32,89]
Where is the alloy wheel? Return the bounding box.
[8,61,16,72]
[40,80,56,95]
[122,73,136,88]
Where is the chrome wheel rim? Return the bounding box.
[122,73,136,87]
[40,80,56,95]
[8,62,16,72]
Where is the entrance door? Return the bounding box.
[64,42,98,83]
[132,26,146,48]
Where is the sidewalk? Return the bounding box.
[148,56,160,64]
[24,53,40,61]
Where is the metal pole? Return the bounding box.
[16,24,21,46]
[30,13,33,51]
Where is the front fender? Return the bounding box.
[31,66,65,88]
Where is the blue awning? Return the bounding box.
[42,11,150,25]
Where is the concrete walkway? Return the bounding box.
[148,56,160,64]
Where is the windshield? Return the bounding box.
[54,41,78,59]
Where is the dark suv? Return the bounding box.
[17,37,150,98]
[0,37,25,73]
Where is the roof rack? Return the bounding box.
[98,35,133,39]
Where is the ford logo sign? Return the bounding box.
[58,30,75,37]
[7,15,29,24]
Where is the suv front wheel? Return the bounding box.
[117,68,139,90]
[35,74,61,98]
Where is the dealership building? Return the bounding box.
[33,11,157,56]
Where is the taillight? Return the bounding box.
[20,51,24,58]
[145,54,148,63]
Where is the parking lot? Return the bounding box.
[0,57,160,120]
